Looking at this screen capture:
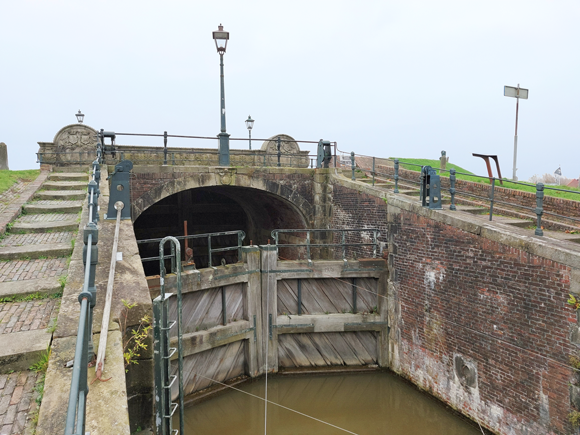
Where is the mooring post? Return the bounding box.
[449,168,457,211]
[535,183,544,236]
[351,152,355,181]
[394,159,400,193]
[242,246,261,377]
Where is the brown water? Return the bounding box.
[176,372,482,435]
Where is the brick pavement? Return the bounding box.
[16,213,78,223]
[0,182,29,216]
[0,232,73,248]
[0,299,58,334]
[0,371,40,435]
[0,259,68,283]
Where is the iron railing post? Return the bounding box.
[449,168,457,211]
[394,159,400,193]
[277,136,281,167]
[163,131,168,165]
[372,157,375,186]
[535,183,544,236]
[351,152,355,181]
[82,225,98,359]
[489,178,496,221]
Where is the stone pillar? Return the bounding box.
[313,168,333,259]
[242,245,261,377]
[260,245,278,373]
[0,143,8,170]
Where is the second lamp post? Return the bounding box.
[213,24,230,166]
[245,116,254,150]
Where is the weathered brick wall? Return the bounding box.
[388,206,576,434]
[329,181,389,259]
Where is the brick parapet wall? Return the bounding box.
[367,163,580,227]
[387,196,579,435]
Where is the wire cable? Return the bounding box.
[189,371,360,435]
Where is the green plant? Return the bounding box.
[0,291,61,304]
[569,410,580,427]
[30,345,51,373]
[568,294,580,311]
[58,274,68,290]
[71,238,75,250]
[571,355,580,370]
[120,300,152,372]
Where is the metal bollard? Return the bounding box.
[87,180,99,223]
[351,152,355,181]
[449,168,457,210]
[535,183,544,236]
[394,159,400,193]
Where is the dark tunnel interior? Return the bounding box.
[133,186,308,276]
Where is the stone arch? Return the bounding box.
[131,170,313,224]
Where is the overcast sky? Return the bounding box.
[1,0,579,180]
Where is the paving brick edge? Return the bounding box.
[0,171,50,236]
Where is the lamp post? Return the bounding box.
[245,115,254,150]
[213,24,230,166]
[76,110,85,124]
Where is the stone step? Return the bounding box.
[493,217,534,228]
[398,189,421,196]
[35,190,86,201]
[11,220,78,233]
[0,329,52,373]
[0,243,73,260]
[42,181,87,191]
[455,206,489,215]
[48,172,89,181]
[23,201,83,214]
[0,277,62,299]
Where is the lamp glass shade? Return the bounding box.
[212,25,229,52]
[245,116,254,130]
[76,110,84,123]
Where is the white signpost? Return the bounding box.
[504,84,529,181]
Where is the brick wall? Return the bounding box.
[330,182,389,259]
[389,208,575,434]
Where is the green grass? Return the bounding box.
[0,169,40,195]
[392,158,580,201]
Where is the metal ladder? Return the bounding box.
[153,236,185,435]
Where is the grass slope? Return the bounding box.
[0,169,40,195]
[392,158,580,201]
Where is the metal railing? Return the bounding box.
[271,228,381,262]
[65,144,102,434]
[39,132,339,169]
[137,230,246,273]
[343,150,580,237]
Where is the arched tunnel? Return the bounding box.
[133,186,308,275]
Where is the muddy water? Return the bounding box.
[177,372,482,435]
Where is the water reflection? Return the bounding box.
[177,372,480,435]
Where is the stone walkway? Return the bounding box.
[0,371,40,435]
[0,169,88,435]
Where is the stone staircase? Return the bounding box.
[0,170,87,435]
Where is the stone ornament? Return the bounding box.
[53,124,99,151]
[218,169,233,185]
[260,134,300,155]
[454,354,477,389]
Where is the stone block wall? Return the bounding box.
[387,197,578,435]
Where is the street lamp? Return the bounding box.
[245,116,254,150]
[213,24,230,166]
[75,110,85,124]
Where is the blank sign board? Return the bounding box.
[504,86,529,99]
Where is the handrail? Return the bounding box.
[271,228,381,263]
[65,143,102,434]
[138,230,246,270]
[344,151,580,236]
